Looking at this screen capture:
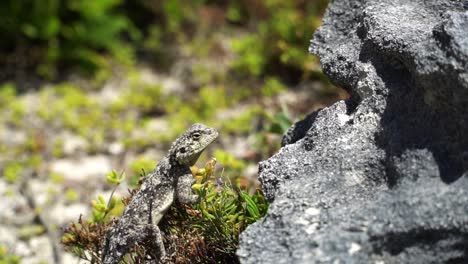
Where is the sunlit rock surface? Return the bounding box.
[238,0,468,263]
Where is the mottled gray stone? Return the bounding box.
[238,0,468,263]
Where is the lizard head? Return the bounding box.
[169,123,219,166]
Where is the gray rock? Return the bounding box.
[238,0,468,263]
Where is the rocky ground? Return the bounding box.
[0,58,344,263]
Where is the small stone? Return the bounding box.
[0,225,16,245]
[62,133,89,156]
[62,252,86,264]
[21,236,53,264]
[108,142,124,155]
[50,203,89,225]
[50,155,112,182]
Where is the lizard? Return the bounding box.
[101,123,218,264]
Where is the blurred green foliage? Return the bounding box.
[0,245,21,264]
[0,75,291,165]
[0,0,140,78]
[0,0,328,82]
[65,188,79,202]
[3,162,22,183]
[214,150,246,172]
[18,225,46,240]
[0,83,16,108]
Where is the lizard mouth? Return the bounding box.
[197,128,219,153]
[207,129,219,144]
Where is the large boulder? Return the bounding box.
[238,0,468,263]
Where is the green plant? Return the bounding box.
[18,225,46,240]
[161,158,268,263]
[62,157,269,263]
[214,150,246,172]
[267,106,294,135]
[3,162,23,183]
[229,0,329,80]
[0,0,330,84]
[221,106,265,134]
[49,172,65,184]
[65,189,79,202]
[0,83,17,109]
[0,83,26,127]
[61,215,114,263]
[62,170,125,263]
[0,0,140,78]
[0,245,21,264]
[35,83,130,150]
[261,77,286,97]
[231,34,266,76]
[122,76,163,113]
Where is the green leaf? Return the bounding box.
[227,5,241,22]
[106,170,126,184]
[92,210,105,222]
[98,195,106,204]
[44,17,60,38]
[241,191,260,219]
[22,24,37,38]
[192,183,203,191]
[224,203,238,215]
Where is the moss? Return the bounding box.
[51,139,65,158]
[222,106,265,134]
[18,225,46,240]
[123,83,163,113]
[0,83,17,109]
[65,189,79,202]
[49,172,65,184]
[26,155,43,169]
[261,77,286,97]
[8,101,26,127]
[231,34,266,76]
[3,162,23,184]
[192,64,215,85]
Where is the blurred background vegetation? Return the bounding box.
[0,0,349,263]
[0,0,330,83]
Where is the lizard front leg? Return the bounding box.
[177,173,199,204]
[144,224,165,263]
[145,188,175,263]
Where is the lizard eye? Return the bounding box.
[179,147,186,153]
[192,132,201,140]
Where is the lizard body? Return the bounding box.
[101,123,218,264]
